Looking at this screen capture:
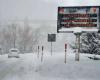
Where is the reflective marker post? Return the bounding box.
[37,46,39,58]
[41,46,44,62]
[65,43,67,63]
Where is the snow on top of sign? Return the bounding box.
[73,27,82,33]
[59,27,98,33]
[82,28,98,32]
[59,27,82,33]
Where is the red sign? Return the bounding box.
[59,8,64,13]
[65,44,67,49]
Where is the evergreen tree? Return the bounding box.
[81,32,100,55]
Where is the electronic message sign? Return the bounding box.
[57,6,100,33]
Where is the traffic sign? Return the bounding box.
[48,34,56,42]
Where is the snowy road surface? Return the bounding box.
[0,52,100,80]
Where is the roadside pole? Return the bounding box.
[64,43,67,63]
[41,46,44,62]
[51,42,52,56]
[37,46,39,58]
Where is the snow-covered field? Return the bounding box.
[0,51,100,80]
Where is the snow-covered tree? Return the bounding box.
[81,32,100,55]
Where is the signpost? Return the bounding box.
[48,34,56,56]
[57,6,100,61]
[65,43,67,63]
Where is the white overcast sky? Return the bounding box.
[0,0,100,22]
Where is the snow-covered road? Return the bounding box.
[0,52,100,80]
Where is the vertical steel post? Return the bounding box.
[51,42,52,56]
